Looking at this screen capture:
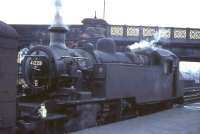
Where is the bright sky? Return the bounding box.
[180,61,200,73]
[0,0,200,28]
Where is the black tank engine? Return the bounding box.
[17,18,183,133]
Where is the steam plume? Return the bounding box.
[53,0,63,25]
[129,29,169,51]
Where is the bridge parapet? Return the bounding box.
[11,23,200,48]
[108,25,200,43]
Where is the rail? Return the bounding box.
[184,87,200,102]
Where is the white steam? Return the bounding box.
[53,0,64,25]
[151,29,170,44]
[128,29,169,50]
[17,48,29,64]
[128,40,154,50]
[55,0,62,12]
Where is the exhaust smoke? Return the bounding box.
[49,0,68,49]
[53,0,63,25]
[128,29,169,51]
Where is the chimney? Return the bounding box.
[49,0,68,49]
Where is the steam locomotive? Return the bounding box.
[16,20,184,133]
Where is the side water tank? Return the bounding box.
[0,21,19,134]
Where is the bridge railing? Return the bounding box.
[108,25,200,42]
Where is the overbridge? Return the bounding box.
[107,25,200,61]
[11,18,200,61]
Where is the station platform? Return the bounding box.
[70,102,200,134]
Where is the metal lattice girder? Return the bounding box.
[158,28,171,39]
[110,26,123,36]
[190,29,200,40]
[173,29,187,39]
[108,25,200,41]
[107,24,200,42]
[127,26,140,37]
[142,27,157,37]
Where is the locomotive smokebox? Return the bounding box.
[0,21,19,134]
[49,0,68,49]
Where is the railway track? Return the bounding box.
[184,87,200,102]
